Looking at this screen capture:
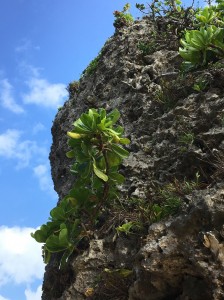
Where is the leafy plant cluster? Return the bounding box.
[136,0,184,20]
[178,131,195,146]
[113,3,134,29]
[66,80,80,98]
[192,76,209,91]
[31,108,130,268]
[137,40,158,55]
[179,2,224,69]
[137,0,224,69]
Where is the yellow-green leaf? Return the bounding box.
[67,132,85,139]
[93,163,108,182]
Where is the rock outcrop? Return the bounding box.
[43,16,224,300]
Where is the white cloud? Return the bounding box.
[0,129,47,169]
[25,285,42,300]
[33,164,55,195]
[0,226,44,287]
[0,79,25,114]
[23,77,68,109]
[0,295,9,300]
[32,123,45,135]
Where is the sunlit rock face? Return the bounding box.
[43,16,224,300]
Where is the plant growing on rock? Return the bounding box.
[179,25,224,68]
[67,80,80,98]
[31,108,130,268]
[136,0,195,32]
[113,3,134,29]
[137,41,157,55]
[136,0,224,69]
[82,52,102,76]
[136,0,183,19]
[179,3,224,69]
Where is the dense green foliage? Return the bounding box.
[179,3,224,69]
[31,108,130,268]
[136,0,224,69]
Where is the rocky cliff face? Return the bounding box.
[43,16,224,300]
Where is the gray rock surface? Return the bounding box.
[43,16,224,300]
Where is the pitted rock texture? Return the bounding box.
[44,16,224,300]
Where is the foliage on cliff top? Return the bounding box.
[136,0,224,69]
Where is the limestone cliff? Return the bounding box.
[43,16,224,300]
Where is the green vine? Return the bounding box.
[31,108,130,268]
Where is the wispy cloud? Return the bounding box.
[23,77,68,109]
[25,285,42,300]
[18,62,41,78]
[0,129,47,169]
[15,39,40,53]
[0,295,9,300]
[33,164,55,196]
[0,226,44,287]
[32,122,45,135]
[0,79,25,114]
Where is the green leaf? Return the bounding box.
[111,144,129,159]
[69,186,91,203]
[119,138,130,145]
[107,109,120,124]
[67,132,85,139]
[114,125,124,135]
[92,174,104,190]
[97,117,107,130]
[59,247,75,269]
[68,138,81,148]
[43,247,51,264]
[99,108,106,120]
[79,161,92,178]
[96,155,106,170]
[66,150,75,158]
[106,151,122,167]
[31,226,49,243]
[50,206,66,221]
[46,233,68,252]
[116,222,133,234]
[73,118,93,134]
[93,163,108,182]
[109,172,125,184]
[80,113,95,131]
[59,227,69,246]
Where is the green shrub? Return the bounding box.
[137,41,157,55]
[31,108,130,268]
[113,3,134,29]
[179,25,224,68]
[179,4,224,69]
[67,80,80,97]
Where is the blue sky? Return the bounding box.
[0,1,141,300]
